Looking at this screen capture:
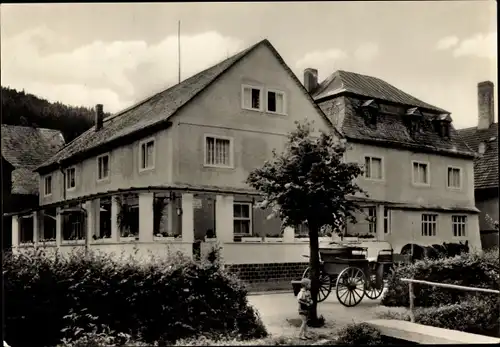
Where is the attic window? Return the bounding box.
[361,99,379,126]
[433,113,452,138]
[406,107,423,134]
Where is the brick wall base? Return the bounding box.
[226,262,309,291]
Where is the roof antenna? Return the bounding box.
[178,20,181,84]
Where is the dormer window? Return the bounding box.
[361,99,379,126]
[433,113,452,138]
[406,107,423,134]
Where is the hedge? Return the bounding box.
[3,247,267,347]
[377,296,500,337]
[381,248,499,307]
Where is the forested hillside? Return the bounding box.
[1,86,111,142]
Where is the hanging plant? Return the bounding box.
[116,195,135,237]
[153,197,168,236]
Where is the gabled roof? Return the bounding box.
[36,39,333,174]
[312,70,448,113]
[457,123,498,189]
[1,125,65,194]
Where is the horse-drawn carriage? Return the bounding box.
[300,241,394,307]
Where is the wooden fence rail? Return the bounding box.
[400,278,500,323]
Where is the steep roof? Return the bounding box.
[457,123,498,189]
[312,70,448,113]
[314,71,474,158]
[1,125,65,194]
[36,39,332,173]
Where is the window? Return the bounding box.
[364,156,383,180]
[19,215,34,244]
[139,139,155,170]
[412,161,429,185]
[62,212,84,241]
[421,214,437,236]
[66,167,76,190]
[234,202,252,235]
[452,215,467,237]
[97,154,110,180]
[447,167,461,189]
[267,90,286,114]
[367,207,377,234]
[242,85,263,111]
[384,207,391,234]
[44,175,52,196]
[205,135,232,167]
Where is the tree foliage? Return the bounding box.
[247,120,366,231]
[1,86,110,142]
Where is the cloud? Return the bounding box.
[354,42,379,62]
[452,32,496,59]
[1,26,244,113]
[435,32,496,59]
[436,36,459,50]
[295,48,348,70]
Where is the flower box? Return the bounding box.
[264,237,283,243]
[294,237,310,242]
[204,237,217,242]
[120,236,139,242]
[153,235,177,242]
[241,237,263,243]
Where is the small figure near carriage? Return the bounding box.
[297,240,394,307]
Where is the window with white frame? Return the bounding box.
[364,156,383,180]
[267,90,286,114]
[140,139,155,170]
[66,167,76,189]
[421,214,437,236]
[367,206,377,234]
[97,154,110,180]
[447,167,461,189]
[452,215,467,237]
[44,175,52,196]
[413,161,429,185]
[205,136,232,167]
[234,202,252,235]
[384,207,391,234]
[242,85,262,111]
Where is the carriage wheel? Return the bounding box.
[302,267,332,303]
[336,267,366,307]
[365,265,384,300]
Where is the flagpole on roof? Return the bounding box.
[178,20,181,84]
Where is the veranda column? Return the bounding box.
[11,215,19,249]
[215,195,234,243]
[181,193,194,243]
[55,207,62,247]
[376,204,384,241]
[85,200,96,244]
[111,196,119,241]
[33,211,39,246]
[138,192,154,242]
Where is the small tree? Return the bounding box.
[246,121,366,325]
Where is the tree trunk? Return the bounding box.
[307,220,324,327]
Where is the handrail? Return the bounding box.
[400,278,500,323]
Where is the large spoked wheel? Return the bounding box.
[365,264,384,300]
[336,266,366,307]
[302,267,332,303]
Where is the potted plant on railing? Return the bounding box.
[204,229,217,242]
[116,196,139,241]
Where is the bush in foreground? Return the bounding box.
[335,323,383,345]
[377,296,500,337]
[4,247,267,347]
[382,248,499,307]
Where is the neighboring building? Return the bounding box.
[1,125,66,248]
[304,68,481,252]
[2,156,15,250]
[457,81,498,250]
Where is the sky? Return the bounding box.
[1,2,497,129]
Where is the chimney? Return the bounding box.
[304,68,318,93]
[477,81,495,130]
[95,104,104,131]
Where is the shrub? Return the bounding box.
[335,322,383,345]
[382,249,499,307]
[3,247,267,347]
[376,296,500,337]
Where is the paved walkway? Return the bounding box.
[247,289,408,338]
